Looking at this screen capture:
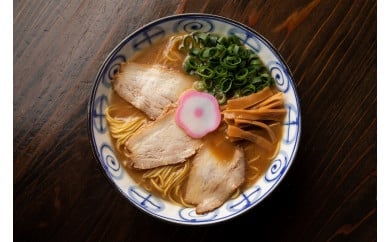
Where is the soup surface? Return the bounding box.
[106,33,285,212]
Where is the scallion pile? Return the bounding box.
[179,32,274,104]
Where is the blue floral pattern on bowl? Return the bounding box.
[88,13,301,225]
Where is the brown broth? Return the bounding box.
[131,35,186,71]
[242,122,284,189]
[202,127,236,163]
[108,34,285,203]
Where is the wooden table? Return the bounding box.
[14,0,377,241]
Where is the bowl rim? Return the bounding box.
[87,13,301,225]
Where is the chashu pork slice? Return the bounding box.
[184,144,245,214]
[125,108,201,169]
[113,62,194,120]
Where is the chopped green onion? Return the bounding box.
[215,92,227,104]
[221,56,241,69]
[235,68,249,80]
[196,66,214,79]
[215,65,228,77]
[220,77,233,93]
[260,73,271,82]
[184,56,200,72]
[241,84,256,96]
[250,59,262,66]
[179,32,274,104]
[189,47,201,56]
[203,78,214,89]
[193,80,206,91]
[196,32,209,44]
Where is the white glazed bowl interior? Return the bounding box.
[88,14,301,225]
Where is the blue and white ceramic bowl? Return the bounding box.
[88,13,301,225]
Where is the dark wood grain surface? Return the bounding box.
[14,0,377,241]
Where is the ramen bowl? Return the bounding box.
[88,13,301,225]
